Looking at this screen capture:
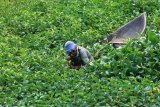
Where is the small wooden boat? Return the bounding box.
[108,12,147,46]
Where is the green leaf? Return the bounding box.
[148,31,159,44]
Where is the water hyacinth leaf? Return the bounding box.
[0,0,160,106]
[148,31,159,44]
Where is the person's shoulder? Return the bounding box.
[78,46,91,57]
[78,46,88,52]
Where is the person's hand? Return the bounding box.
[67,56,71,60]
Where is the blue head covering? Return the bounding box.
[65,41,76,55]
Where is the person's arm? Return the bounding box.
[82,57,90,65]
[79,47,94,65]
[79,49,90,65]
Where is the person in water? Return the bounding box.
[65,41,94,70]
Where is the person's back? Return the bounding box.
[78,46,94,65]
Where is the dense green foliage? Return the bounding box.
[0,0,160,106]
